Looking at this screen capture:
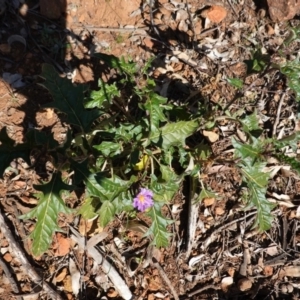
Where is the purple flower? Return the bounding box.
[133,188,154,212]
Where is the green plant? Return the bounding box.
[3,41,300,256]
[0,55,202,256]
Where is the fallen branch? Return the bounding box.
[0,209,63,300]
[70,227,133,300]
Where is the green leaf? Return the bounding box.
[111,124,143,142]
[143,93,168,142]
[0,127,31,177]
[93,141,122,157]
[274,132,300,152]
[275,153,300,174]
[146,204,173,248]
[239,159,274,231]
[26,129,59,150]
[283,26,300,46]
[77,197,99,220]
[40,64,101,132]
[244,49,270,74]
[98,200,116,226]
[150,172,179,203]
[85,79,120,109]
[150,120,199,149]
[240,111,262,135]
[71,160,134,202]
[241,159,269,188]
[232,137,264,160]
[246,184,274,231]
[19,172,73,256]
[280,59,300,102]
[227,77,244,89]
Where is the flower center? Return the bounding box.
[138,195,145,203]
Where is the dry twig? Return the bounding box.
[151,257,179,300]
[70,227,133,300]
[272,92,286,137]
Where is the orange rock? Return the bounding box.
[202,5,227,23]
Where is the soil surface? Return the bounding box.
[1,0,300,300]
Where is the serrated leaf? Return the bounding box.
[93,141,122,157]
[274,132,300,152]
[150,173,179,203]
[85,79,120,109]
[40,64,101,132]
[246,184,274,231]
[98,200,115,226]
[0,127,31,177]
[143,93,168,142]
[150,120,198,149]
[232,137,263,160]
[146,204,173,247]
[239,159,273,231]
[280,60,300,101]
[111,123,143,142]
[71,159,134,201]
[19,172,73,256]
[241,159,269,188]
[240,111,262,134]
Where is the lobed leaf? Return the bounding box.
[85,79,120,109]
[151,120,199,149]
[40,64,101,132]
[239,159,274,231]
[240,111,262,135]
[143,93,168,142]
[146,204,173,248]
[246,184,274,231]
[232,137,264,160]
[93,141,122,157]
[19,172,73,256]
[241,159,270,188]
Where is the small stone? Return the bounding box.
[202,5,227,23]
[265,24,275,35]
[19,3,28,16]
[107,288,118,298]
[238,278,252,291]
[3,252,12,262]
[267,0,300,22]
[204,197,215,207]
[215,206,225,216]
